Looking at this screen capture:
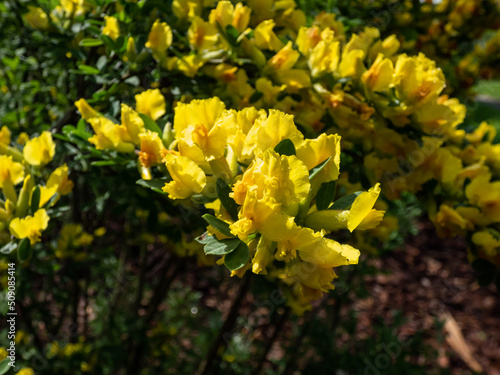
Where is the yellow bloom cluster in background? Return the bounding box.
[0,127,73,257]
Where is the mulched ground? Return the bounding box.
[355,221,500,374]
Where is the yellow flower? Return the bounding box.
[139,131,167,168]
[252,237,275,274]
[40,163,74,209]
[16,132,29,145]
[15,369,35,375]
[75,98,100,120]
[308,38,340,77]
[274,69,311,90]
[146,20,173,60]
[88,117,135,153]
[362,53,394,93]
[102,16,120,41]
[135,89,166,121]
[267,42,299,71]
[286,261,337,292]
[242,110,304,161]
[188,17,219,51]
[121,104,145,145]
[46,164,74,196]
[466,173,500,222]
[23,6,49,30]
[174,97,226,138]
[209,1,233,29]
[0,126,11,146]
[338,49,365,78]
[23,131,56,166]
[296,133,341,183]
[298,236,360,268]
[472,230,500,257]
[172,0,208,19]
[393,53,445,107]
[162,154,207,199]
[9,209,50,244]
[434,204,473,237]
[177,55,204,77]
[254,20,284,52]
[368,34,400,61]
[232,149,310,216]
[0,155,24,188]
[232,3,252,33]
[465,122,497,145]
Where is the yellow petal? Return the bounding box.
[347,183,381,232]
[23,131,56,166]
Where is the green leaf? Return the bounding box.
[202,214,235,238]
[204,238,241,255]
[91,160,118,167]
[274,139,296,156]
[0,241,17,255]
[309,157,331,180]
[136,178,169,194]
[316,180,337,210]
[79,38,104,47]
[224,242,249,271]
[249,91,263,103]
[225,25,240,45]
[78,64,100,75]
[0,358,10,375]
[329,191,362,210]
[17,238,31,262]
[216,178,239,221]
[139,113,162,137]
[195,232,216,245]
[30,185,40,213]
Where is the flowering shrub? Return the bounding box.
[1,0,500,373]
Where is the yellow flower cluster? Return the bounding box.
[71,0,500,296]
[139,4,500,265]
[0,127,72,254]
[77,94,384,312]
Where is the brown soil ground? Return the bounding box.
[355,221,500,374]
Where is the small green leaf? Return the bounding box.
[224,242,249,271]
[136,178,169,194]
[79,38,104,47]
[0,241,17,255]
[216,179,239,221]
[139,114,163,137]
[0,358,11,375]
[225,25,240,45]
[316,180,337,210]
[30,185,40,213]
[195,232,216,245]
[17,238,31,262]
[78,64,100,75]
[202,214,235,238]
[249,91,263,103]
[329,191,362,210]
[204,238,241,255]
[91,160,118,167]
[309,157,332,180]
[274,139,296,156]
